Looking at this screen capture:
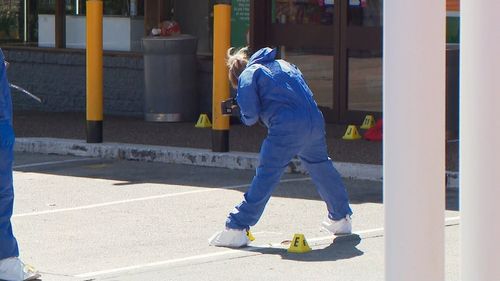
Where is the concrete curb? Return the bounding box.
[15,137,384,181]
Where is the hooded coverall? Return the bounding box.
[226,48,353,230]
[0,48,19,259]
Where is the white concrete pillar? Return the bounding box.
[460,1,500,280]
[383,1,445,281]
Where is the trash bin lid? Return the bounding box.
[142,34,198,54]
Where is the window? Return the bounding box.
[0,0,145,46]
[0,0,23,42]
[274,0,334,25]
[37,0,144,16]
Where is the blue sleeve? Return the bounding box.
[236,66,263,126]
[0,49,12,122]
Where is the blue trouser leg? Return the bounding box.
[226,135,300,229]
[298,135,353,220]
[0,145,19,259]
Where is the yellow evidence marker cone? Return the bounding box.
[195,114,212,128]
[247,230,255,241]
[342,125,362,140]
[287,233,312,253]
[360,115,375,129]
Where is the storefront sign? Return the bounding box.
[231,0,250,47]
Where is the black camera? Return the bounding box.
[221,97,239,116]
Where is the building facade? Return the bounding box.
[0,0,459,124]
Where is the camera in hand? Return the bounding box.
[221,97,239,116]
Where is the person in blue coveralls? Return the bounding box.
[209,47,353,247]
[0,49,40,281]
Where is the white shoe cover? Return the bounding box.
[208,228,249,248]
[322,215,352,235]
[0,257,40,281]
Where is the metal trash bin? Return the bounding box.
[142,35,198,122]
[446,43,459,139]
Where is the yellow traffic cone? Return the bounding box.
[360,115,375,129]
[287,233,312,253]
[247,230,255,242]
[342,125,362,140]
[195,114,212,128]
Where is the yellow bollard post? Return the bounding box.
[86,0,103,143]
[212,1,231,152]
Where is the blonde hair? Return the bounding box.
[226,47,249,89]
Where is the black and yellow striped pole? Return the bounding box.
[212,0,232,152]
[86,0,103,143]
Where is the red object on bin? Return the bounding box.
[160,21,181,36]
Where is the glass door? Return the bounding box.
[250,0,382,123]
[339,0,383,122]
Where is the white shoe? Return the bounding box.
[322,215,352,235]
[0,257,41,281]
[208,228,249,248]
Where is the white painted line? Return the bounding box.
[75,225,383,278]
[12,189,214,218]
[75,249,241,278]
[308,227,385,244]
[76,216,461,278]
[13,158,96,169]
[13,177,311,218]
[310,216,460,242]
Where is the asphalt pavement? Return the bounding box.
[6,100,460,281]
[11,152,460,281]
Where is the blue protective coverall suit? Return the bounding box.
[226,48,353,230]
[0,48,19,260]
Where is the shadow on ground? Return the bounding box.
[14,154,458,210]
[246,234,364,262]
